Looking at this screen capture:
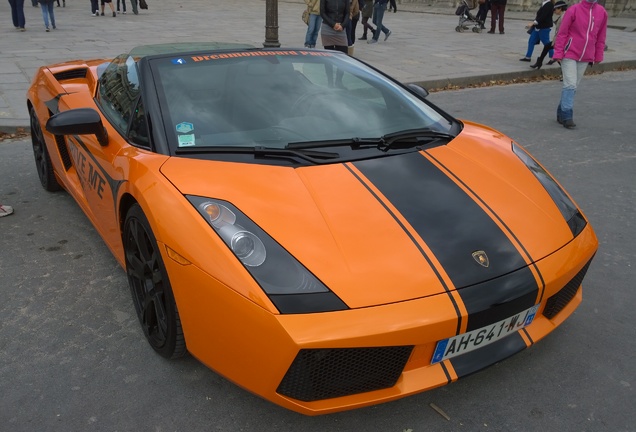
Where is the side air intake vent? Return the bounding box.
[54,69,88,81]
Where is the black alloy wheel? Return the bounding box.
[30,106,62,192]
[124,204,186,359]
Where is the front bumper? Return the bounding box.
[163,224,597,415]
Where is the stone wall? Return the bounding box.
[398,0,636,16]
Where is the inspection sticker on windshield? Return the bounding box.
[176,122,194,133]
[178,134,195,147]
[431,304,539,364]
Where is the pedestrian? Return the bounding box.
[358,0,376,40]
[488,0,506,34]
[367,0,391,44]
[0,203,14,217]
[476,0,490,29]
[116,0,126,14]
[520,0,555,62]
[90,0,99,15]
[530,0,567,69]
[38,0,56,31]
[347,0,360,50]
[304,0,322,48]
[8,0,27,31]
[553,0,607,129]
[320,0,350,54]
[100,0,116,16]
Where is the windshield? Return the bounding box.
[150,49,454,152]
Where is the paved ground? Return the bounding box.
[1,70,635,431]
[1,0,635,131]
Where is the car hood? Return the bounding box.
[160,124,575,309]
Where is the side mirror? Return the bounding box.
[406,83,429,99]
[46,108,109,147]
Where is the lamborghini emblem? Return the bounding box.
[472,250,489,268]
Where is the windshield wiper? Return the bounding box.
[286,129,455,153]
[378,128,455,152]
[286,138,380,150]
[174,145,340,164]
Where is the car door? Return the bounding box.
[79,54,144,249]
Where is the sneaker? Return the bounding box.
[101,12,105,16]
[45,27,50,31]
[487,30,495,33]
[384,30,392,41]
[367,38,378,44]
[123,11,126,14]
[358,36,367,40]
[52,25,56,29]
[19,27,26,31]
[519,57,531,62]
[0,205,14,217]
[92,11,98,16]
[562,119,576,129]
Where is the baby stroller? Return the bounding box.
[455,0,483,33]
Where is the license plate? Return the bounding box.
[431,304,540,364]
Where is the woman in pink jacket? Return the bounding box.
[552,0,607,129]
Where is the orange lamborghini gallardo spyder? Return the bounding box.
[26,43,598,415]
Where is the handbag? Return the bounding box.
[139,0,148,10]
[302,9,310,25]
[526,25,535,35]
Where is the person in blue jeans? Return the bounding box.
[8,0,27,30]
[304,0,322,48]
[367,0,391,44]
[38,0,56,31]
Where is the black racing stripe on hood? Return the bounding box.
[425,151,546,304]
[352,152,539,330]
[345,163,463,335]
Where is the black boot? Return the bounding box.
[530,59,543,69]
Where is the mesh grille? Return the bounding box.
[543,258,593,319]
[277,346,413,402]
[53,68,88,81]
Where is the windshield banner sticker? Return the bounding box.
[189,50,335,63]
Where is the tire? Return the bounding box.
[124,204,186,359]
[30,106,62,192]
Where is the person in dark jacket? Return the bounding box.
[530,0,567,69]
[358,0,376,40]
[476,0,490,29]
[8,0,27,30]
[520,0,555,62]
[487,0,506,34]
[320,0,350,53]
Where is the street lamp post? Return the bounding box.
[263,0,281,48]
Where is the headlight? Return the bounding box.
[188,196,348,314]
[512,142,586,237]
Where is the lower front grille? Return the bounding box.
[277,346,414,402]
[543,258,593,319]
